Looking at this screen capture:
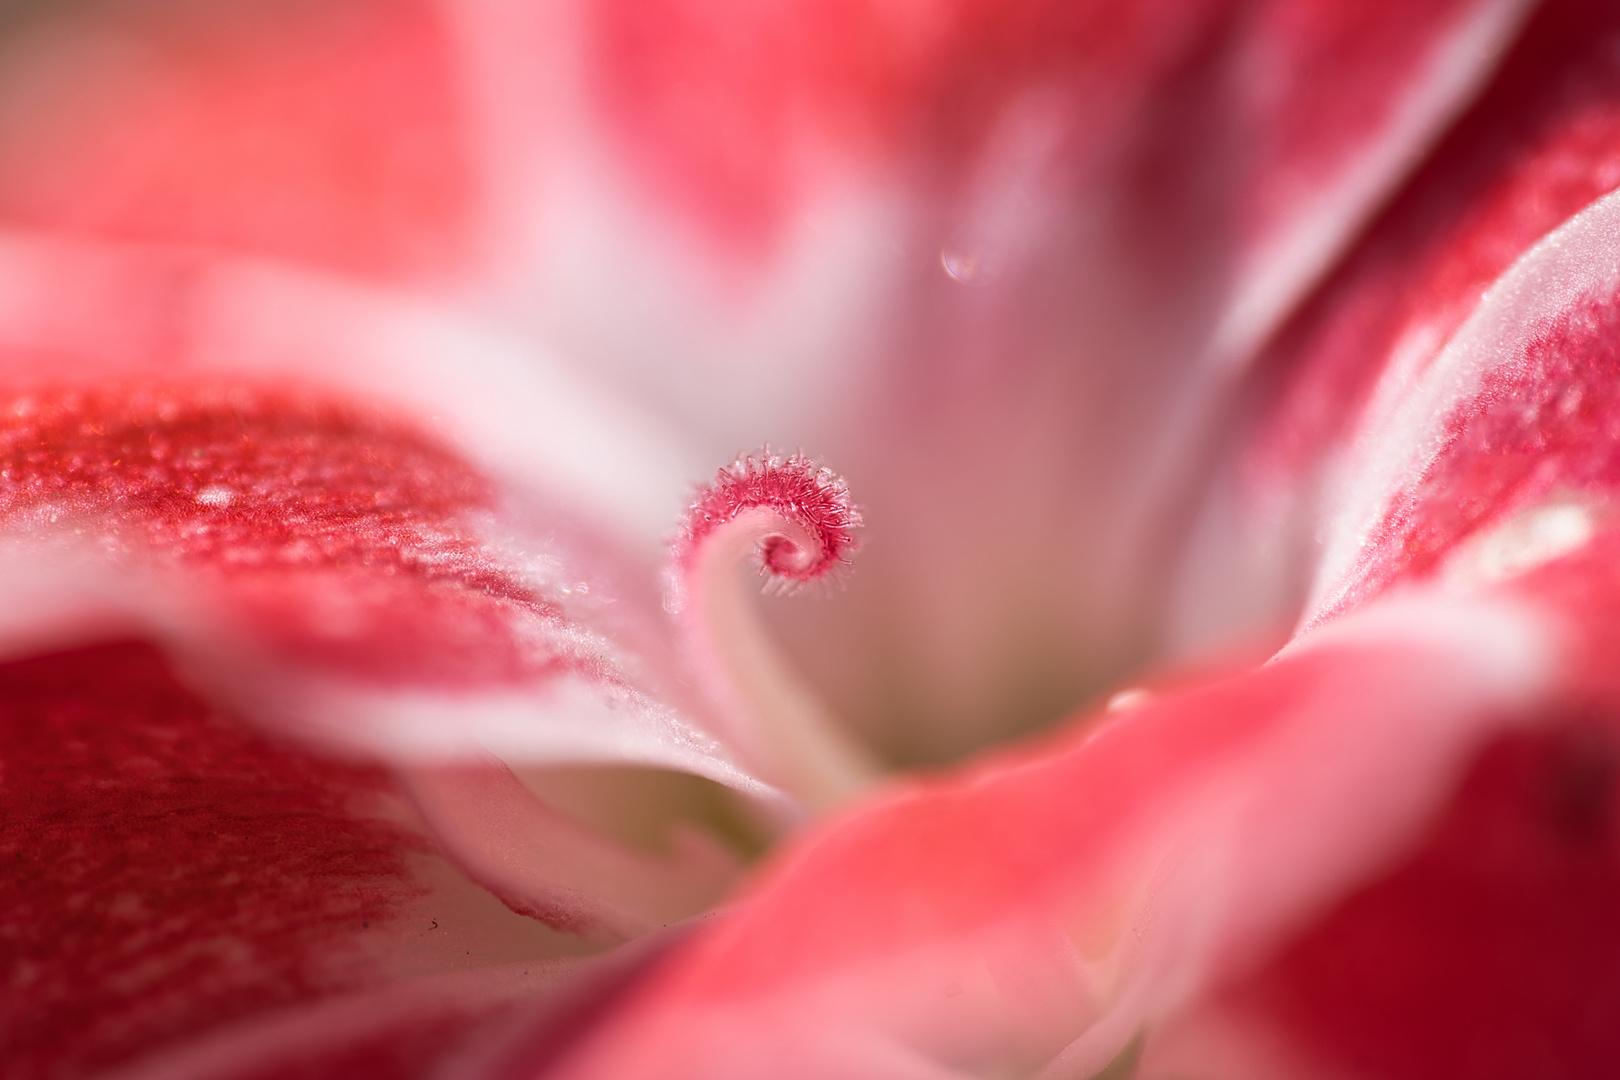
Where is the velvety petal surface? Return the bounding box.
[0,639,594,1080]
[1180,0,1620,649]
[0,356,815,1080]
[1142,711,1620,1080]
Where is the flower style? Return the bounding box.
[4,0,1620,1078]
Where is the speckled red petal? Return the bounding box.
[1285,180,1620,629]
[0,640,586,1080]
[1249,0,1620,489]
[0,384,582,685]
[0,379,770,948]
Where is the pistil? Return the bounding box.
[669,450,876,810]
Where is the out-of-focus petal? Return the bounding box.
[1251,0,1620,487]
[96,925,693,1080]
[540,593,1555,1079]
[581,0,1226,254]
[0,640,592,1080]
[579,0,1528,297]
[1140,711,1620,1080]
[1210,0,1534,368]
[0,0,474,281]
[403,761,743,942]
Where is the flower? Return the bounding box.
[4,0,1620,1078]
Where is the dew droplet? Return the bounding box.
[1106,688,1153,713]
[940,247,980,283]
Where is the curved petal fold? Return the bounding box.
[1308,183,1620,623]
[1181,0,1620,651]
[402,760,740,943]
[542,592,1556,1079]
[0,332,788,964]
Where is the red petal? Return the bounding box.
[0,383,560,684]
[0,639,587,1080]
[107,925,689,1080]
[0,382,619,692]
[1151,716,1620,1080]
[1180,0,1620,666]
[1300,184,1620,624]
[0,379,772,935]
[1214,0,1534,364]
[1250,0,1620,491]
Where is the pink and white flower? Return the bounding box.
[3,1,1619,1077]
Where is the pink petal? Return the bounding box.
[581,0,1228,255]
[1212,0,1534,367]
[403,761,741,942]
[540,594,1555,1078]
